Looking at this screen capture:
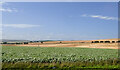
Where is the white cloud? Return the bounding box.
[82,14,117,20]
[0,8,18,12]
[0,1,18,12]
[0,1,5,4]
[3,24,39,28]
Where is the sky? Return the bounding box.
[1,2,118,40]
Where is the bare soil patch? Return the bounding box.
[2,43,119,49]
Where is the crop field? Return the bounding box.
[2,46,120,69]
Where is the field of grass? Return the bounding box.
[2,46,120,69]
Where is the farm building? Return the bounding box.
[91,39,120,43]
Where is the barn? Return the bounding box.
[91,39,120,43]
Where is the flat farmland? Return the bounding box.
[3,42,118,49]
[2,46,119,69]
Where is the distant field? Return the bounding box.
[2,46,120,69]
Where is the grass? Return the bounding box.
[2,46,120,69]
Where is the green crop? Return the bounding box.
[2,46,118,63]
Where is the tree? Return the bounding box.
[3,42,7,44]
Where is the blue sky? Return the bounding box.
[1,2,118,40]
